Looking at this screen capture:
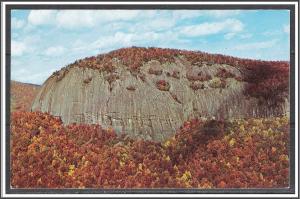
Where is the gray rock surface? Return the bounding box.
[32,57,289,141]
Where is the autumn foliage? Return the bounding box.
[67,47,288,74]
[244,62,289,107]
[55,47,289,105]
[11,111,289,188]
[156,80,170,91]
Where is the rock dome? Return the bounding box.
[31,47,289,141]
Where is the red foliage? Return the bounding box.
[156,80,170,91]
[244,62,289,107]
[190,82,205,90]
[148,67,163,76]
[166,70,180,79]
[216,68,235,79]
[11,112,289,188]
[66,46,288,75]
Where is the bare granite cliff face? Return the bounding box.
[32,53,289,141]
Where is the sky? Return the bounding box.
[11,10,290,85]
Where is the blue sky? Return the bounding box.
[11,10,290,85]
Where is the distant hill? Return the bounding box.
[31,47,289,141]
[11,80,41,112]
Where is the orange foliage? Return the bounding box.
[11,111,289,188]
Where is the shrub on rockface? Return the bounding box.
[209,77,226,89]
[156,80,170,91]
[216,68,236,79]
[190,82,205,91]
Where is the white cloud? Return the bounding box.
[12,67,56,85]
[11,35,41,57]
[172,10,240,20]
[70,32,134,54]
[224,33,236,40]
[89,31,145,53]
[172,10,204,20]
[129,18,176,33]
[99,10,142,21]
[180,19,243,37]
[283,24,290,34]
[71,30,180,56]
[56,10,97,29]
[28,10,57,25]
[145,18,176,31]
[11,18,25,29]
[28,10,143,29]
[232,39,277,51]
[206,10,241,18]
[26,10,241,31]
[262,30,281,37]
[44,46,66,56]
[240,33,253,39]
[11,40,26,56]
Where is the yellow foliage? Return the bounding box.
[138,163,143,171]
[239,125,245,132]
[262,130,269,137]
[119,161,125,167]
[279,154,289,161]
[223,135,230,141]
[229,138,236,147]
[173,165,179,172]
[164,140,171,148]
[40,145,47,152]
[280,115,289,125]
[267,128,273,134]
[84,161,89,167]
[53,149,58,158]
[119,151,128,167]
[32,136,37,142]
[164,155,171,161]
[209,77,222,88]
[181,170,192,182]
[198,180,213,188]
[252,126,257,132]
[68,164,75,176]
[274,120,281,128]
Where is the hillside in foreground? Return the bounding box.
[11,111,289,188]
